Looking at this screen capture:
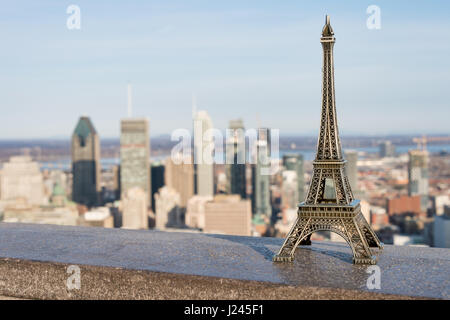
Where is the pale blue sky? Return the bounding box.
[0,0,449,138]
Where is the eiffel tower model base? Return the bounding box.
[273,200,383,265]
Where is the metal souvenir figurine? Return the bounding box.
[273,16,383,264]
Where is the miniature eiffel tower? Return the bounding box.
[273,16,383,265]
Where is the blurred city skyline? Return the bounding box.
[1,0,450,139]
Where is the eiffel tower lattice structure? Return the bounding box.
[273,15,383,265]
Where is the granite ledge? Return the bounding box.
[0,223,448,300]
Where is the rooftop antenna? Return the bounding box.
[192,93,197,118]
[127,83,132,118]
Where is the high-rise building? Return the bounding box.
[151,162,165,212]
[120,118,151,207]
[252,128,272,218]
[226,119,246,199]
[193,110,214,197]
[408,150,429,212]
[112,165,120,200]
[154,186,183,230]
[164,154,194,208]
[71,116,101,206]
[345,150,358,192]
[379,141,395,158]
[122,187,148,229]
[282,153,305,203]
[0,156,44,205]
[204,195,252,236]
[281,170,298,209]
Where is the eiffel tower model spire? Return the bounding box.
[273,15,383,264]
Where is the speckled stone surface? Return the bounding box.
[0,223,448,299]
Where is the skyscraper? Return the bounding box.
[281,170,298,209]
[164,154,194,208]
[379,141,395,158]
[154,186,183,230]
[0,156,44,205]
[282,154,305,203]
[252,128,272,218]
[112,165,120,200]
[71,116,101,206]
[122,187,148,229]
[151,162,165,212]
[120,118,151,207]
[408,150,429,212]
[226,119,246,199]
[193,109,214,197]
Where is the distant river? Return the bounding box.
[39,144,450,171]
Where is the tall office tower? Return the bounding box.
[226,119,246,198]
[0,156,44,205]
[253,128,272,218]
[345,150,358,192]
[71,116,101,206]
[273,16,382,264]
[164,154,194,208]
[120,118,151,207]
[154,186,183,230]
[122,187,148,229]
[379,141,395,158]
[151,162,165,212]
[282,154,305,202]
[193,109,214,197]
[408,150,429,212]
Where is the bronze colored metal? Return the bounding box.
[273,15,383,264]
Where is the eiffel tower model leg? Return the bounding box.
[272,215,311,262]
[273,15,383,265]
[356,209,384,249]
[273,205,383,264]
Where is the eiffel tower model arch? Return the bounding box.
[273,16,383,265]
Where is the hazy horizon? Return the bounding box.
[0,132,449,142]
